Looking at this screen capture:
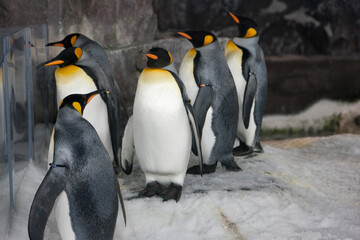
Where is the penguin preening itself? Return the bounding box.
[178,30,241,174]
[28,90,126,240]
[225,12,268,155]
[42,47,123,172]
[121,47,203,202]
[47,33,128,142]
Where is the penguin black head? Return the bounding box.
[228,12,258,38]
[46,33,81,48]
[42,47,82,68]
[145,48,173,68]
[59,89,107,115]
[177,31,217,48]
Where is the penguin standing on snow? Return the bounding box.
[178,30,240,174]
[121,48,203,202]
[28,90,126,240]
[225,12,268,155]
[42,47,123,172]
[47,33,128,138]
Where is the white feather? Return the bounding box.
[179,49,199,106]
[55,191,76,240]
[201,107,216,165]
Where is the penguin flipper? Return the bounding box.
[193,85,213,133]
[243,73,257,129]
[184,102,203,174]
[28,167,68,240]
[121,115,134,175]
[116,178,127,226]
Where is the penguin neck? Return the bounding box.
[195,40,222,56]
[232,36,259,56]
[162,62,178,74]
[57,107,83,123]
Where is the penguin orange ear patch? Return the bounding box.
[71,35,77,46]
[74,48,83,60]
[204,35,214,46]
[72,102,82,114]
[245,28,257,38]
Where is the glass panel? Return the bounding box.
[0,35,13,240]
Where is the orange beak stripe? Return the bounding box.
[177,32,192,40]
[87,94,98,104]
[229,12,240,24]
[45,60,64,66]
[146,54,158,60]
[53,43,65,47]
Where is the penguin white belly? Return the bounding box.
[55,191,76,240]
[226,48,256,146]
[179,48,199,105]
[134,69,191,185]
[201,107,216,165]
[54,65,114,160]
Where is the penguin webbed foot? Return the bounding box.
[139,181,165,198]
[161,183,182,202]
[187,163,217,175]
[253,142,264,153]
[233,145,253,157]
[221,159,242,172]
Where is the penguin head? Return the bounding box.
[228,12,258,38]
[46,33,80,48]
[177,31,217,48]
[42,47,83,68]
[59,89,107,115]
[145,48,173,68]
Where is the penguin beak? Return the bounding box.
[228,11,240,24]
[44,60,65,66]
[46,41,65,47]
[86,89,106,105]
[145,54,158,60]
[177,32,192,40]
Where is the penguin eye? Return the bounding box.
[72,102,82,114]
[244,28,257,38]
[204,35,214,46]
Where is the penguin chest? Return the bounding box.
[133,69,191,175]
[179,48,199,105]
[55,65,113,159]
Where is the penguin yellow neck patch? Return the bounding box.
[168,52,173,64]
[245,28,257,38]
[72,102,82,114]
[204,35,214,46]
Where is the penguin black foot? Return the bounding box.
[253,142,264,153]
[161,183,182,202]
[187,163,217,175]
[221,159,242,172]
[139,181,165,198]
[233,145,253,157]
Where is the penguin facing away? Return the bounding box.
[225,12,268,155]
[42,47,123,172]
[47,33,128,147]
[28,90,126,240]
[178,30,241,174]
[121,47,203,202]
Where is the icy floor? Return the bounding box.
[6,134,360,240]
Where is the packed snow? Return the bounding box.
[5,133,360,239]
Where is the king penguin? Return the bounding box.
[178,30,241,174]
[28,90,126,240]
[224,12,268,155]
[42,47,123,172]
[47,33,128,138]
[121,47,203,202]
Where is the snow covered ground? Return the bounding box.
[5,134,360,240]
